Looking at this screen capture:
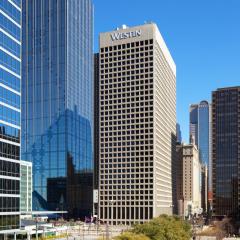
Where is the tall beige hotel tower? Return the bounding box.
[98,23,176,225]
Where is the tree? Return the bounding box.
[114,232,150,240]
[214,217,235,240]
[132,215,192,240]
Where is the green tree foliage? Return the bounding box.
[114,232,150,240]
[132,215,191,240]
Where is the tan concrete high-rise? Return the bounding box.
[98,23,176,225]
[201,164,208,213]
[176,143,202,217]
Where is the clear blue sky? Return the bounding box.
[93,0,240,142]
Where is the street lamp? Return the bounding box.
[35,215,38,240]
[169,204,174,215]
[191,215,197,240]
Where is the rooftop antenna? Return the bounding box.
[115,24,128,31]
[144,20,154,24]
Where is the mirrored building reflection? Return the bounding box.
[21,0,94,218]
[189,100,212,212]
[189,101,211,168]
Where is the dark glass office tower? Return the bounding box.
[93,53,99,216]
[0,0,21,232]
[212,87,240,217]
[94,53,99,191]
[21,0,94,218]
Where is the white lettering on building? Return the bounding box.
[111,30,141,41]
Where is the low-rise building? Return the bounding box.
[20,161,32,216]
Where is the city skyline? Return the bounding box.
[1,0,240,236]
[94,0,240,142]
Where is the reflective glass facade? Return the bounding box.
[198,101,210,166]
[190,101,211,211]
[176,123,182,143]
[21,0,93,218]
[0,0,21,232]
[189,104,198,146]
[189,102,211,165]
[212,87,240,217]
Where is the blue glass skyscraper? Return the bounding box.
[189,104,199,146]
[176,123,182,143]
[0,0,21,232]
[21,0,94,218]
[190,100,212,207]
[198,101,210,166]
[190,101,211,166]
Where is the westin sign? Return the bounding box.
[111,30,141,41]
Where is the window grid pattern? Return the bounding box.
[154,39,176,215]
[99,40,155,225]
[212,88,240,217]
[20,162,32,213]
[0,0,21,231]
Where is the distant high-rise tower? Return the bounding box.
[212,87,240,217]
[0,0,21,232]
[189,101,212,197]
[176,143,202,217]
[189,104,199,146]
[176,123,182,143]
[98,23,176,224]
[190,101,211,166]
[21,0,94,218]
[198,101,211,166]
